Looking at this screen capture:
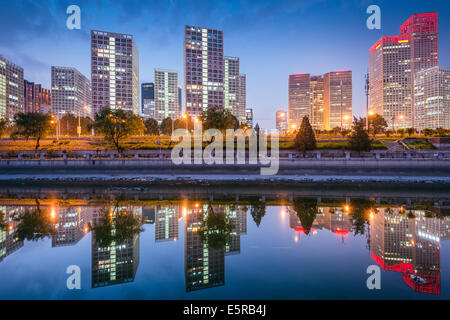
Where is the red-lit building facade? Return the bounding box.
[369,12,438,130]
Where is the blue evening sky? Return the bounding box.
[0,0,449,129]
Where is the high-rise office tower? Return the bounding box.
[414,67,450,130]
[369,12,438,129]
[51,66,91,118]
[288,74,311,130]
[154,69,179,123]
[155,205,179,242]
[310,75,324,130]
[24,80,51,114]
[323,71,352,130]
[91,30,139,115]
[238,74,247,124]
[185,205,225,292]
[245,108,253,128]
[276,110,288,133]
[224,56,240,119]
[184,26,224,116]
[0,54,24,120]
[91,208,140,288]
[141,82,155,119]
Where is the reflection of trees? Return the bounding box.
[198,205,234,250]
[249,198,266,227]
[13,200,55,241]
[350,199,375,236]
[89,203,143,248]
[293,198,318,235]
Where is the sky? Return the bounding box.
[0,0,449,129]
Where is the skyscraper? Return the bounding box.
[414,66,450,130]
[24,80,51,114]
[91,30,139,115]
[184,26,224,116]
[178,87,183,114]
[238,74,247,124]
[323,71,352,131]
[310,75,324,130]
[369,12,438,129]
[141,82,154,119]
[0,54,24,120]
[276,110,288,133]
[288,74,310,129]
[224,56,240,119]
[51,66,91,118]
[154,69,179,123]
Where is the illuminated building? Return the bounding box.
[24,80,51,113]
[0,206,24,263]
[288,74,310,129]
[91,30,139,116]
[155,205,179,242]
[185,204,225,292]
[154,69,179,123]
[370,208,443,295]
[51,66,91,118]
[141,82,155,119]
[369,12,438,129]
[414,67,450,130]
[52,207,90,247]
[0,54,24,120]
[323,71,352,130]
[245,108,253,128]
[238,74,247,124]
[310,75,324,130]
[184,26,224,116]
[276,110,288,133]
[225,57,245,123]
[91,208,140,288]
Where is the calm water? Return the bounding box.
[0,192,449,300]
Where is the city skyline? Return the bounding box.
[1,1,449,128]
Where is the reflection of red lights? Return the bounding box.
[334,229,348,236]
[295,227,306,233]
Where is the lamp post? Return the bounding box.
[182,113,188,131]
[365,73,370,130]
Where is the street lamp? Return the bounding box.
[182,113,188,131]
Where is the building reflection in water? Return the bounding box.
[91,206,141,288]
[0,199,449,296]
[370,208,448,295]
[0,206,24,263]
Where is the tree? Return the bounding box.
[13,199,55,241]
[144,118,159,135]
[294,116,316,155]
[249,197,266,227]
[0,118,8,138]
[93,107,145,153]
[423,128,434,137]
[347,117,372,152]
[436,127,446,137]
[406,128,415,137]
[202,105,239,131]
[89,204,143,248]
[397,128,405,138]
[198,205,233,250]
[368,114,388,137]
[293,198,318,235]
[159,117,174,135]
[11,112,52,151]
[59,112,93,136]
